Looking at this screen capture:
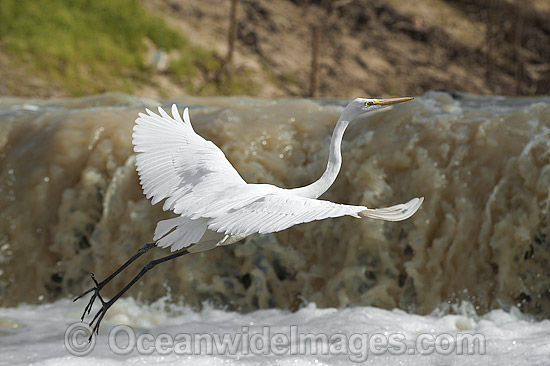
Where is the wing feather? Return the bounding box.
[207,193,423,236]
[133,105,247,212]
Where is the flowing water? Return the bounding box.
[1,296,549,365]
[1,92,550,364]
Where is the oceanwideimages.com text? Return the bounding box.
[65,323,486,361]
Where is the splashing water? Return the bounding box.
[1,92,550,320]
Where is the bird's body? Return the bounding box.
[76,97,423,338]
[132,98,423,253]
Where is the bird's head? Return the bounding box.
[345,97,414,119]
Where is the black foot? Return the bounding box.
[73,245,189,340]
[73,243,157,321]
[73,273,107,322]
[87,296,114,342]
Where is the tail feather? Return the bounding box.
[359,197,424,221]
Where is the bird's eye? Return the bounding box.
[365,101,375,106]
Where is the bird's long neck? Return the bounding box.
[291,111,353,199]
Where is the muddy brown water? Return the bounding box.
[1,91,549,317]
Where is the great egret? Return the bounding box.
[75,97,423,338]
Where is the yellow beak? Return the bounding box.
[377,97,414,106]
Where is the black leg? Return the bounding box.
[87,249,190,340]
[74,242,157,321]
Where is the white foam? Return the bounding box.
[1,296,549,365]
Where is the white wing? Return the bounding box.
[133,105,250,251]
[133,105,247,209]
[133,105,423,250]
[208,194,423,235]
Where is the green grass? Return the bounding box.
[0,0,257,96]
[170,48,259,95]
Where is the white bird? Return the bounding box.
[134,97,423,253]
[75,97,423,338]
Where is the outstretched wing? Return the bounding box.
[207,193,423,235]
[132,105,247,210]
